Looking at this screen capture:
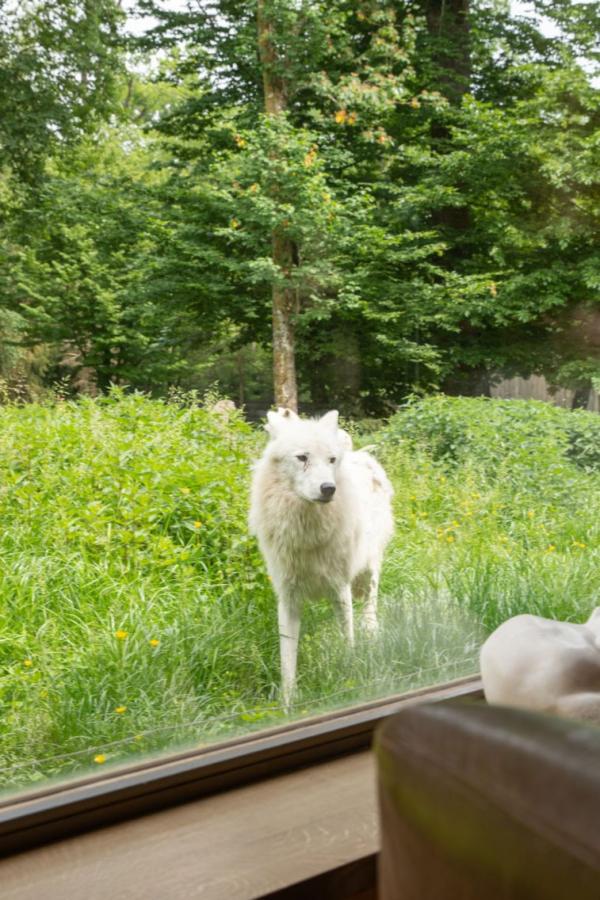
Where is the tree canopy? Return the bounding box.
[0,0,598,411]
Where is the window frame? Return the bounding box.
[0,674,481,857]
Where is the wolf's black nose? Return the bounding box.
[320,482,336,498]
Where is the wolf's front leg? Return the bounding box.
[363,567,380,635]
[278,594,301,711]
[336,584,355,647]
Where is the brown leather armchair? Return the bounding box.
[375,701,600,899]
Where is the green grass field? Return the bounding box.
[1,392,599,794]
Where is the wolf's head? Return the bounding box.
[264,408,351,503]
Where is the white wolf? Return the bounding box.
[480,608,600,722]
[249,407,394,705]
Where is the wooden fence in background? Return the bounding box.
[490,375,600,412]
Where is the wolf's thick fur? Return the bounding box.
[249,408,394,705]
[480,608,600,722]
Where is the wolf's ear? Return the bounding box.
[338,428,353,451]
[265,407,298,439]
[265,410,280,439]
[319,410,339,433]
[277,407,300,421]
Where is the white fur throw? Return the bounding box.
[480,609,600,723]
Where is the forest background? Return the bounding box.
[0,0,599,416]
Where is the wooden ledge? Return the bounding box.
[0,675,481,856]
[0,678,482,898]
[1,752,378,900]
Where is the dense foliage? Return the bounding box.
[0,0,123,184]
[0,1,597,410]
[1,394,599,790]
[384,393,600,472]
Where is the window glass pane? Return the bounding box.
[0,0,598,801]
[0,393,482,799]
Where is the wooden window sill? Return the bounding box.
[1,751,377,900]
[0,676,482,898]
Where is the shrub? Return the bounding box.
[382,394,600,481]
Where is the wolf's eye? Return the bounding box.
[296,454,308,463]
[329,457,336,464]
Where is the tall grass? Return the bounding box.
[0,392,598,793]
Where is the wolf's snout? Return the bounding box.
[320,482,336,500]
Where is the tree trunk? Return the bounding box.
[271,234,298,409]
[257,0,298,411]
[236,349,246,407]
[425,0,471,106]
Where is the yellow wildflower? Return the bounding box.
[303,148,317,167]
[234,134,246,147]
[180,487,191,495]
[229,218,240,229]
[94,754,106,764]
[23,659,33,667]
[546,544,556,552]
[409,97,421,109]
[527,510,534,518]
[115,629,128,640]
[193,520,202,529]
[115,705,127,714]
[446,535,455,543]
[149,638,160,647]
[347,112,357,125]
[335,109,348,124]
